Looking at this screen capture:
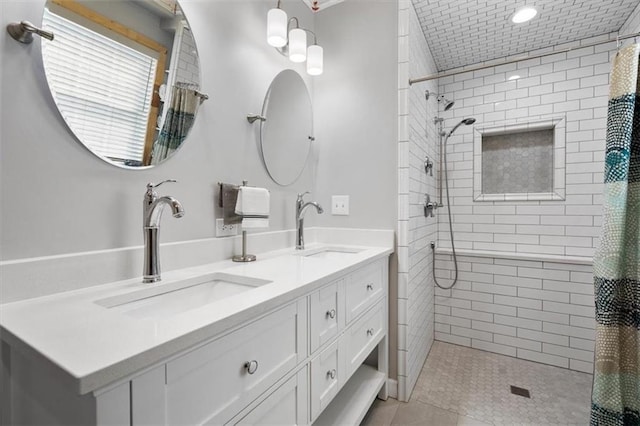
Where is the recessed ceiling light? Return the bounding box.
[508,75,521,81]
[511,6,538,24]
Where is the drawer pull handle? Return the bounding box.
[245,360,259,375]
[367,328,375,337]
[366,284,374,291]
[327,369,337,379]
[326,309,336,319]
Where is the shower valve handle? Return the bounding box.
[424,194,436,218]
[424,157,434,176]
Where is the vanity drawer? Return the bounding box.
[345,260,384,324]
[310,341,342,422]
[309,280,343,353]
[163,300,307,426]
[230,367,308,426]
[343,300,385,380]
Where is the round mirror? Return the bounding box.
[41,0,203,169]
[260,70,313,186]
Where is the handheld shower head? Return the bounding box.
[446,117,477,139]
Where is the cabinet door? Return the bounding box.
[162,300,307,426]
[345,260,384,324]
[310,341,342,422]
[232,367,308,426]
[309,280,343,353]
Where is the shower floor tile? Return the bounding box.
[363,341,593,425]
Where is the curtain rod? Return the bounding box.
[409,31,640,85]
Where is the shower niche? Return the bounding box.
[473,117,566,201]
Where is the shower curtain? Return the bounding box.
[150,86,200,165]
[591,43,640,426]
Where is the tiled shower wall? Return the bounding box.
[436,33,617,258]
[175,27,200,87]
[397,0,439,402]
[434,253,595,373]
[430,34,624,374]
[620,0,640,35]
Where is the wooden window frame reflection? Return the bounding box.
[51,0,167,166]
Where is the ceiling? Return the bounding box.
[411,0,640,71]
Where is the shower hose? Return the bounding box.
[432,135,458,290]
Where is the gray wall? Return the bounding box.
[1,0,318,260]
[314,0,398,231]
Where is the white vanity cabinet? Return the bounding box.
[2,257,389,426]
[308,259,388,425]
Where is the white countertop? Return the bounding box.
[0,243,393,395]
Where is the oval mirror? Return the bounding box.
[41,0,203,169]
[260,70,313,186]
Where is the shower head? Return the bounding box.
[437,95,455,111]
[425,90,455,110]
[445,117,477,139]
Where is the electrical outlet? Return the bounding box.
[216,218,238,237]
[331,195,349,215]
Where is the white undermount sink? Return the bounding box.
[298,246,364,259]
[95,273,271,320]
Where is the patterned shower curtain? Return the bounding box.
[150,86,200,165]
[591,44,640,426]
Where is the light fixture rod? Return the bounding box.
[410,31,640,85]
[304,29,318,45]
[288,17,300,30]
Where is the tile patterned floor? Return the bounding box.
[362,342,593,426]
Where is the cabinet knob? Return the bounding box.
[367,328,375,337]
[244,360,259,375]
[326,309,336,319]
[327,369,337,379]
[366,284,374,291]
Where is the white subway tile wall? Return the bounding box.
[396,0,439,401]
[620,0,640,36]
[434,253,595,373]
[436,34,616,258]
[175,28,200,87]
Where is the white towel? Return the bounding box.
[235,187,270,229]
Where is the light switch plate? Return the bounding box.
[331,195,349,215]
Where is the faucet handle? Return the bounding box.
[297,191,311,201]
[145,180,178,202]
[148,179,177,190]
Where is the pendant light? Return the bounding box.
[288,25,307,63]
[267,1,287,47]
[306,42,323,75]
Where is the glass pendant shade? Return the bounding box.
[306,44,323,75]
[288,28,307,63]
[267,8,287,47]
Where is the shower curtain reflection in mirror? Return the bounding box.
[150,85,201,165]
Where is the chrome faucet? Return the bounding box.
[296,192,324,250]
[143,180,184,283]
